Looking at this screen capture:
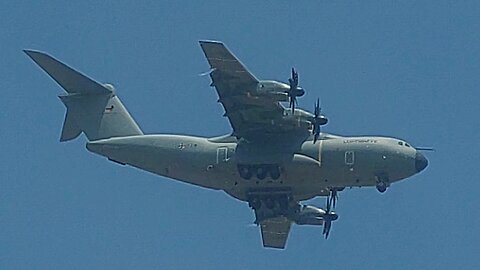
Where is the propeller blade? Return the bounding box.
[291,67,298,87]
[290,97,296,113]
[329,189,338,209]
[314,98,320,117]
[312,97,327,144]
[286,67,302,114]
[326,196,331,213]
[323,220,331,239]
[313,133,319,144]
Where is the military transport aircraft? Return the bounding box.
[24,40,429,249]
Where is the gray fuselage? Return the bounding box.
[86,134,426,202]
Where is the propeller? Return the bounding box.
[286,68,305,114]
[312,98,328,144]
[328,188,339,209]
[322,196,338,239]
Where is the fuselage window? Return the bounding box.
[345,151,354,165]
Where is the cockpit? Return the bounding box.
[397,141,412,148]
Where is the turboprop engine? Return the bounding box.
[294,205,328,225]
[293,204,338,225]
[256,80,303,102]
[293,203,338,239]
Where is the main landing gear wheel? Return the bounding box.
[238,165,252,180]
[248,195,290,214]
[238,164,282,180]
[268,165,281,180]
[256,167,267,180]
[265,198,275,209]
[278,195,289,210]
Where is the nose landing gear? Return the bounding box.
[375,176,390,193]
[376,183,388,193]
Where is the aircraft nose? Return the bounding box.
[415,151,428,172]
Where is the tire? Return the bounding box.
[376,183,387,193]
[238,165,252,180]
[265,198,275,209]
[279,196,288,210]
[269,165,280,180]
[256,166,267,180]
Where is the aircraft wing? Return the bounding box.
[259,216,292,249]
[199,41,306,141]
[199,40,259,86]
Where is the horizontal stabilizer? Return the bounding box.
[24,50,112,95]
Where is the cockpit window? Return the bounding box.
[398,141,403,146]
[405,143,410,147]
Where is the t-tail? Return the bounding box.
[24,50,143,141]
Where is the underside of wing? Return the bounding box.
[199,40,258,86]
[199,41,309,142]
[260,216,292,249]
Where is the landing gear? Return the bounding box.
[278,195,289,210]
[247,194,292,217]
[265,198,275,209]
[376,183,387,193]
[375,176,389,193]
[269,165,281,180]
[238,165,252,180]
[256,167,267,180]
[249,197,262,210]
[237,164,282,180]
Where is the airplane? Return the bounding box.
[24,40,429,249]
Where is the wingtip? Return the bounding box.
[199,40,224,45]
[23,49,49,60]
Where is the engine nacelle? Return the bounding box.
[293,204,327,226]
[256,80,290,102]
[295,216,324,226]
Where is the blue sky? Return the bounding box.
[1,1,479,269]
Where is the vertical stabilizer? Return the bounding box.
[25,50,143,141]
